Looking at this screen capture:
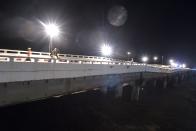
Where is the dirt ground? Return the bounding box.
[0,78,196,131]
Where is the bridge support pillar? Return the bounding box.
[100,86,108,95]
[131,85,145,102]
[130,80,145,102]
[180,74,185,81]
[163,78,168,88]
[175,76,179,84]
[153,79,157,87]
[115,84,123,98]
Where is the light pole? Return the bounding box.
[40,21,60,54]
[49,37,52,54]
[142,56,148,72]
[161,56,164,65]
[127,51,131,61]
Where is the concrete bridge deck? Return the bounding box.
[0,49,190,106]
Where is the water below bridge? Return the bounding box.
[1,79,196,131]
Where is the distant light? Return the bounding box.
[142,56,148,62]
[169,59,181,68]
[169,59,174,64]
[101,44,112,56]
[174,63,178,67]
[127,52,131,55]
[179,64,186,68]
[171,62,178,68]
[182,63,186,68]
[153,56,158,61]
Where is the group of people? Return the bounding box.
[26,48,60,61]
[26,48,134,63]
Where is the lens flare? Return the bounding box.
[39,20,61,39]
[100,44,112,56]
[142,56,148,62]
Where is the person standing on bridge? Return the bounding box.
[51,48,60,59]
[26,48,32,61]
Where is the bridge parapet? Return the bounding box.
[0,49,189,83]
[0,62,188,83]
[0,49,191,106]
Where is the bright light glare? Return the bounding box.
[101,44,112,56]
[153,56,158,61]
[179,64,186,68]
[44,23,60,38]
[169,59,180,68]
[40,21,60,38]
[171,62,178,67]
[127,52,131,55]
[142,56,148,62]
[182,64,186,68]
[169,59,174,64]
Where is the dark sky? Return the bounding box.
[0,0,195,67]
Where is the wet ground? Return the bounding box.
[1,80,196,131]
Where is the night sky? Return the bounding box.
[0,0,195,67]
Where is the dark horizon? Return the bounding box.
[0,0,195,67]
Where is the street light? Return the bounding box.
[171,62,178,68]
[182,63,186,68]
[169,59,179,68]
[142,56,148,63]
[100,44,112,56]
[169,59,174,64]
[44,23,60,38]
[127,51,131,55]
[153,56,158,61]
[127,51,131,60]
[179,63,186,68]
[40,21,61,53]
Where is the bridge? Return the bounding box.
[0,49,190,106]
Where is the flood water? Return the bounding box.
[1,80,196,131]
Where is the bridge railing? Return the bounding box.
[0,49,134,64]
[0,49,188,72]
[0,55,136,65]
[0,49,127,63]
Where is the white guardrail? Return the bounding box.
[0,49,128,64]
[0,49,187,71]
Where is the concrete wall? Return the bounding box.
[0,71,179,107]
[0,62,175,83]
[0,61,190,106]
